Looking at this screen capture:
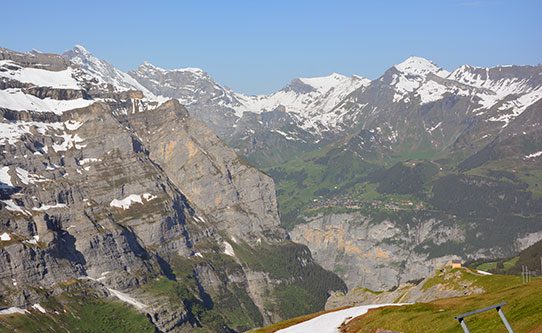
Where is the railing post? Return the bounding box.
[458,318,471,333]
[496,306,515,333]
[455,303,514,332]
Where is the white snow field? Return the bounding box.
[276,303,408,333]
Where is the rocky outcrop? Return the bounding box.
[326,267,486,310]
[290,208,542,292]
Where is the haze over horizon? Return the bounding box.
[2,0,541,94]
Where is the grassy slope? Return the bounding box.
[231,240,347,319]
[253,270,542,333]
[343,273,542,333]
[0,296,155,333]
[475,257,519,272]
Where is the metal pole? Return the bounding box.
[497,307,515,333]
[458,318,471,333]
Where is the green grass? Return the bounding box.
[476,257,519,272]
[342,274,542,333]
[466,160,542,200]
[422,267,522,292]
[0,295,155,333]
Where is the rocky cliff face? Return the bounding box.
[290,208,542,291]
[290,213,458,290]
[0,47,345,332]
[124,99,286,241]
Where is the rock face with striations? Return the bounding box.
[125,99,286,241]
[0,47,345,332]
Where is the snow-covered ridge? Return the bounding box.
[421,64,542,125]
[299,72,357,94]
[448,65,535,98]
[0,60,81,89]
[234,73,370,131]
[64,45,159,99]
[138,61,205,76]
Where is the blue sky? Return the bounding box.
[2,0,541,94]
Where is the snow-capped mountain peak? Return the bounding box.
[298,72,364,94]
[386,56,450,103]
[71,44,92,56]
[394,56,449,78]
[63,45,157,98]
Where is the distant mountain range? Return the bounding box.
[61,45,542,168]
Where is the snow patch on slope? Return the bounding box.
[16,167,47,185]
[0,88,94,114]
[0,307,29,315]
[0,166,13,188]
[276,303,408,333]
[1,200,30,215]
[525,151,542,159]
[32,203,67,211]
[488,87,542,127]
[31,304,46,313]
[110,193,156,210]
[0,121,64,146]
[0,60,81,89]
[108,288,147,310]
[52,133,86,152]
[223,241,235,257]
